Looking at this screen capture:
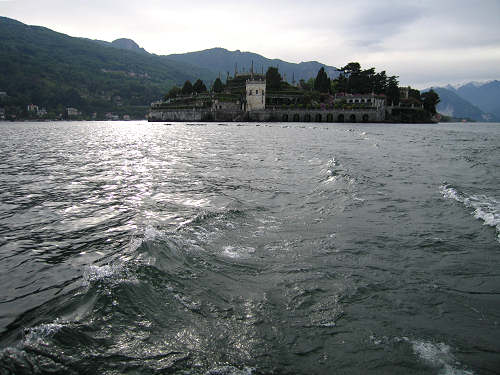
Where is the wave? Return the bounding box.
[205,366,255,375]
[80,227,160,287]
[321,157,355,185]
[371,336,474,375]
[411,340,473,375]
[222,245,256,259]
[440,184,500,242]
[23,321,65,345]
[0,227,206,373]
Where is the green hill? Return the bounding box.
[0,17,216,119]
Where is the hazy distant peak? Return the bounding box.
[452,80,494,90]
[111,38,148,54]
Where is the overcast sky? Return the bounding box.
[1,0,499,88]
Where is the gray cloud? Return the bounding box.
[345,2,425,38]
[0,0,499,87]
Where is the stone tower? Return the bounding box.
[246,79,266,111]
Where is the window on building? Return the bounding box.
[256,90,259,95]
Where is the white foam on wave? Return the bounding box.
[440,185,462,202]
[182,197,211,208]
[23,321,65,344]
[411,340,474,375]
[143,225,164,242]
[328,157,339,168]
[319,157,339,175]
[222,245,256,259]
[82,264,122,286]
[254,216,280,237]
[319,157,356,187]
[205,366,255,375]
[371,336,473,374]
[440,184,500,242]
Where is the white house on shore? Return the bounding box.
[66,107,80,117]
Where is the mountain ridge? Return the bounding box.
[424,86,496,122]
[452,80,500,120]
[426,80,500,121]
[165,47,341,83]
[111,38,148,54]
[0,16,216,118]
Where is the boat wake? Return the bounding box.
[440,184,500,243]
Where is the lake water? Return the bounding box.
[0,121,499,374]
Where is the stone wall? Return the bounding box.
[148,109,243,122]
[149,108,385,123]
[248,108,385,123]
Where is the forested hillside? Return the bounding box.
[0,17,215,119]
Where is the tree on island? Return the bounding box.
[421,89,440,114]
[299,78,315,91]
[341,62,361,74]
[165,86,181,99]
[336,62,361,94]
[314,67,331,93]
[212,78,224,93]
[266,67,282,91]
[385,76,400,106]
[409,88,422,101]
[372,70,388,94]
[182,80,193,95]
[333,62,400,96]
[193,79,207,94]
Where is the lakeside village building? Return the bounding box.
[149,72,393,123]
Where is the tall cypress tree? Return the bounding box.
[314,67,330,93]
[181,80,193,95]
[193,79,207,93]
[213,78,224,93]
[385,76,400,106]
[266,67,282,90]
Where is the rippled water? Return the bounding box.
[0,121,499,374]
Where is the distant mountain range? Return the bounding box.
[452,81,500,120]
[425,81,500,122]
[166,48,340,83]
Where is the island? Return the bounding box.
[149,64,440,123]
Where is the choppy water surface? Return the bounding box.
[0,121,499,375]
